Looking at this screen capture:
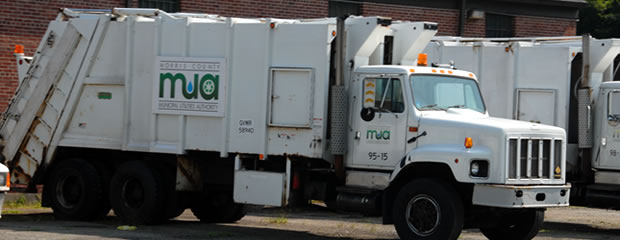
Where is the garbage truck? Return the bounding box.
[4,8,569,240]
[424,35,620,210]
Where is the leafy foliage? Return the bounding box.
[579,0,620,38]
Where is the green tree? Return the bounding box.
[579,0,620,38]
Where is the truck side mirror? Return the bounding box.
[361,108,375,122]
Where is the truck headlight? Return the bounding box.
[470,160,488,178]
[0,173,6,187]
[471,162,480,175]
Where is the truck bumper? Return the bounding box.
[472,184,570,208]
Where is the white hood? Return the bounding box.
[419,109,566,136]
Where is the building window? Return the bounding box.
[139,0,180,13]
[485,13,514,37]
[328,1,361,17]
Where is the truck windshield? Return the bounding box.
[410,75,485,113]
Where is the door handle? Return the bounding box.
[354,131,361,140]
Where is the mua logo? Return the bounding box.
[159,73,219,100]
[153,56,226,117]
[367,129,391,140]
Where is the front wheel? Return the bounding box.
[480,209,545,240]
[392,178,464,240]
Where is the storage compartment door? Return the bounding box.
[233,157,291,207]
[234,170,287,206]
[516,89,556,125]
[269,68,314,127]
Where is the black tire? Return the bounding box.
[392,178,464,240]
[191,191,246,223]
[47,158,109,220]
[109,161,164,225]
[480,209,545,240]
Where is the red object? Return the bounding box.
[292,172,300,190]
[14,44,24,54]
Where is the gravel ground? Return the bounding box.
[0,205,618,239]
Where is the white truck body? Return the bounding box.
[425,36,620,208]
[9,11,336,163]
[2,8,569,239]
[425,38,578,129]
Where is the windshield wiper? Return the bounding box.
[419,104,445,110]
[447,104,465,109]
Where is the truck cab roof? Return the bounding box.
[356,65,477,80]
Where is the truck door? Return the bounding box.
[348,74,408,168]
[598,90,620,170]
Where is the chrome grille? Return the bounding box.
[507,137,562,181]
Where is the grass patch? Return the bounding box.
[2,209,23,214]
[267,216,288,224]
[4,195,44,209]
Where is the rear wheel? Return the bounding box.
[47,158,109,220]
[110,161,164,225]
[191,191,245,223]
[392,178,464,240]
[480,209,545,240]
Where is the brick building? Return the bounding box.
[0,0,585,111]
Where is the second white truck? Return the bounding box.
[3,8,569,240]
[425,35,620,211]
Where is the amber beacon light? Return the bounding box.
[417,53,428,66]
[464,137,473,149]
[14,45,24,54]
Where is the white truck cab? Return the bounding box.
[593,81,620,171]
[347,63,569,239]
[0,163,9,218]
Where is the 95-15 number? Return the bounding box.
[368,152,388,161]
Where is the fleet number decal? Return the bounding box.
[611,149,619,161]
[368,152,388,161]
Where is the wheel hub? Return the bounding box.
[56,175,82,209]
[121,178,145,209]
[406,194,441,236]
